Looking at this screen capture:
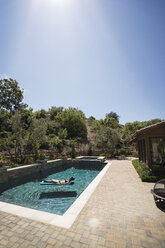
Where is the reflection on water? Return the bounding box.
[39,191,77,199]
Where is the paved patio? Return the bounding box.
[0,159,165,248]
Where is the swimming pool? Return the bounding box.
[0,161,111,228]
[0,167,100,215]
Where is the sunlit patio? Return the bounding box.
[0,159,165,248]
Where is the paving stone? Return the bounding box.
[97,236,106,246]
[145,230,152,238]
[41,233,50,242]
[82,231,89,238]
[25,234,35,241]
[44,228,55,235]
[70,240,82,248]
[20,240,31,248]
[72,233,81,242]
[0,239,9,246]
[51,232,59,239]
[66,231,76,238]
[9,236,19,243]
[88,234,99,241]
[96,245,105,248]
[15,227,25,234]
[45,245,54,248]
[0,160,164,248]
[53,240,63,248]
[64,236,73,246]
[35,231,45,238]
[36,241,47,248]
[140,240,155,248]
[56,234,66,241]
[31,237,42,246]
[81,244,89,248]
[80,237,90,245]
[46,237,57,245]
[6,243,19,248]
[159,240,165,248]
[4,231,14,237]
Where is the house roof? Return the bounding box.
[136,121,165,134]
[132,121,165,142]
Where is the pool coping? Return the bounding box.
[0,161,111,228]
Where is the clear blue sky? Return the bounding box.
[0,0,165,124]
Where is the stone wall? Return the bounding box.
[0,157,105,184]
[0,158,71,183]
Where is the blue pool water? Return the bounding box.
[0,167,100,215]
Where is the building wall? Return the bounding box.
[136,124,165,169]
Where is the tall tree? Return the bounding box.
[57,107,87,140]
[95,126,120,154]
[49,106,63,120]
[0,78,24,113]
[105,112,120,123]
[35,109,48,119]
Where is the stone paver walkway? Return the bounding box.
[0,160,165,248]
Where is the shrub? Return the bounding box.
[0,155,5,167]
[70,141,76,159]
[61,151,66,157]
[99,153,111,159]
[24,156,34,165]
[39,151,46,160]
[49,151,57,160]
[0,155,19,168]
[87,145,92,156]
[132,159,160,182]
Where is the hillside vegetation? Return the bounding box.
[0,78,163,167]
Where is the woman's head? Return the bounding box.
[69,177,75,181]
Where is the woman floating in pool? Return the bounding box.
[43,177,75,185]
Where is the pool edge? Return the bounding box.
[0,161,111,228]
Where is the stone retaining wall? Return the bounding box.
[0,158,71,183]
[0,157,105,184]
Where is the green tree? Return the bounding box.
[58,128,67,140]
[10,111,28,162]
[27,118,48,157]
[104,117,120,129]
[105,112,120,123]
[2,111,48,163]
[52,128,67,152]
[95,126,121,155]
[0,111,29,163]
[35,109,48,119]
[57,107,87,140]
[70,140,76,159]
[49,135,64,153]
[49,106,63,120]
[0,109,11,133]
[0,78,24,113]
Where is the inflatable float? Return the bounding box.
[40,181,74,185]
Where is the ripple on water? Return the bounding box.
[0,167,100,215]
